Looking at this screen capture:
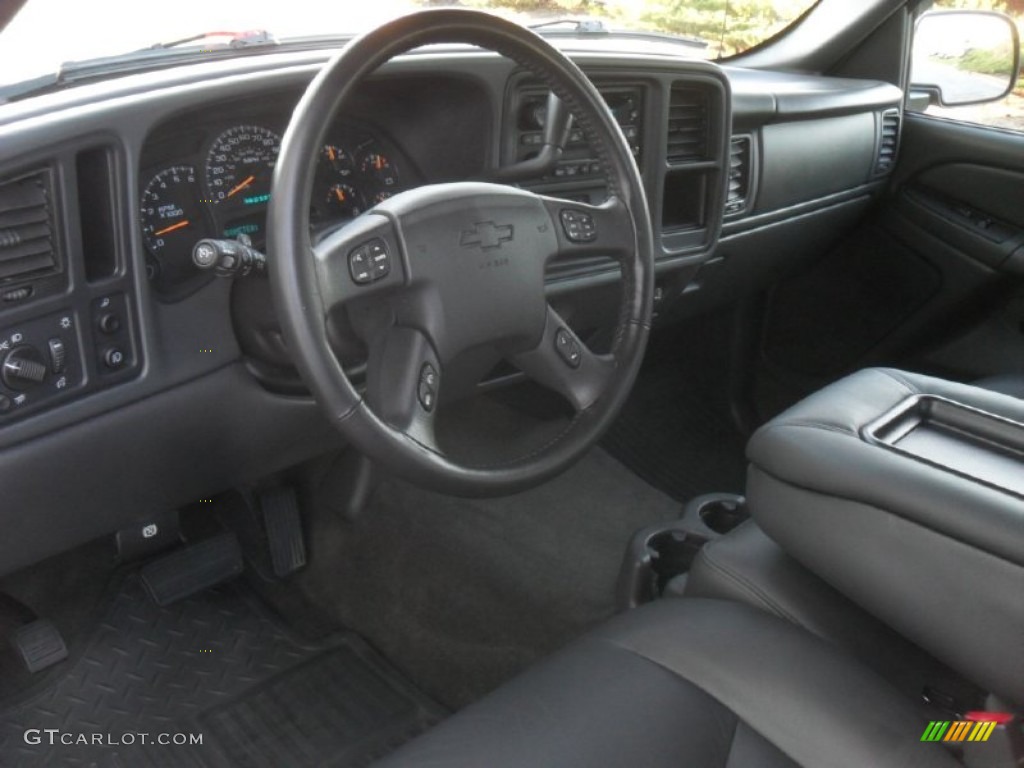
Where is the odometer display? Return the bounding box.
[205,125,281,207]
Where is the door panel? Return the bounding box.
[881,114,1024,379]
[893,115,1024,275]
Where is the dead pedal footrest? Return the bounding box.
[11,619,69,673]
[140,532,243,606]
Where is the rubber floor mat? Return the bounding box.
[0,575,444,767]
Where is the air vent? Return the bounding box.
[726,136,751,214]
[0,170,57,281]
[667,85,709,163]
[875,109,901,175]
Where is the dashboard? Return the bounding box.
[0,42,903,576]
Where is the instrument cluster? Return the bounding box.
[139,120,411,295]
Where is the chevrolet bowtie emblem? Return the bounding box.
[460,221,514,250]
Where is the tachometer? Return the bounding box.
[140,165,204,273]
[205,125,281,207]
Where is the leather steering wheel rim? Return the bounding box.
[268,9,654,496]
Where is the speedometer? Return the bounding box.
[205,125,281,207]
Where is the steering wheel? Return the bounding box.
[268,9,654,496]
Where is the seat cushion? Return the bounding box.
[685,521,982,708]
[375,599,955,767]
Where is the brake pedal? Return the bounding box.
[140,532,243,606]
[11,619,68,673]
[259,487,307,578]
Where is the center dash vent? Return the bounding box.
[0,169,58,281]
[875,109,901,175]
[667,85,709,163]
[726,136,752,215]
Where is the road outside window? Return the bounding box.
[0,0,818,92]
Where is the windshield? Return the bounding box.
[0,0,818,91]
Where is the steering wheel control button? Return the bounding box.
[348,245,373,284]
[420,363,438,389]
[417,384,435,412]
[554,328,582,368]
[369,239,391,279]
[560,209,597,243]
[104,347,126,370]
[349,239,392,285]
[418,363,438,412]
[47,338,66,373]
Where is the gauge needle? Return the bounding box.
[334,188,346,202]
[226,175,256,198]
[154,219,190,236]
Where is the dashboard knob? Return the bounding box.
[2,345,47,390]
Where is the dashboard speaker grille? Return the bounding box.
[726,136,751,214]
[0,169,57,281]
[667,85,709,163]
[875,109,901,174]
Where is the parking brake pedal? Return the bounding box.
[11,619,68,673]
[141,532,243,606]
[259,487,307,578]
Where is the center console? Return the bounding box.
[746,368,1024,707]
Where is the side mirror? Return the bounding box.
[910,10,1020,107]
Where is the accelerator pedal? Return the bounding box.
[260,486,307,578]
[141,532,243,606]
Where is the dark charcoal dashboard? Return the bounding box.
[0,44,902,575]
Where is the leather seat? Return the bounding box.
[685,521,981,707]
[376,598,955,767]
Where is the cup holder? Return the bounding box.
[617,493,750,611]
[616,523,707,611]
[685,493,749,536]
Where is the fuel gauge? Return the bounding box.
[322,145,355,179]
